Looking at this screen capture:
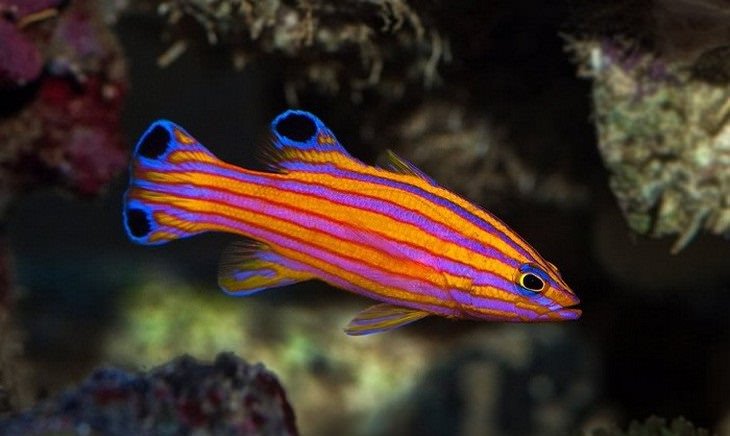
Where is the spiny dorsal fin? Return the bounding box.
[345,303,430,336]
[382,150,437,185]
[260,110,356,172]
[218,240,312,295]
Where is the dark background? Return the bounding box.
[6,3,730,435]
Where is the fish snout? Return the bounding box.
[537,285,581,321]
[544,284,580,307]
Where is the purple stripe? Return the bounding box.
[141,178,518,294]
[283,161,533,260]
[431,285,520,316]
[133,191,525,317]
[143,196,456,306]
[256,248,458,316]
[273,178,520,268]
[270,247,461,316]
[213,200,522,315]
[138,160,522,268]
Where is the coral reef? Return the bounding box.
[0,0,129,412]
[0,0,65,88]
[104,279,437,435]
[102,279,596,435]
[373,101,589,210]
[569,37,730,252]
[133,0,730,255]
[0,0,128,209]
[123,0,595,221]
[586,415,709,436]
[150,0,445,101]
[371,325,596,436]
[3,0,727,433]
[0,353,298,435]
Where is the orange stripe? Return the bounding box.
[140,168,520,282]
[289,149,543,261]
[134,192,460,309]
[160,154,529,266]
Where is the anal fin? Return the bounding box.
[345,303,430,336]
[218,241,311,295]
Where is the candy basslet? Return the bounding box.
[123,110,581,335]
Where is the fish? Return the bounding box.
[123,110,581,335]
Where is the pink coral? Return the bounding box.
[0,0,128,201]
[0,354,299,435]
[0,20,42,88]
[0,0,64,21]
[36,76,127,195]
[0,1,129,412]
[0,0,69,87]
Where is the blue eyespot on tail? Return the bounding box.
[271,110,344,151]
[262,110,358,171]
[123,120,219,246]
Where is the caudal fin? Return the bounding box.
[123,120,221,245]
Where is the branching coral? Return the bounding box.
[0,353,298,435]
[373,102,589,210]
[152,0,446,101]
[569,37,730,252]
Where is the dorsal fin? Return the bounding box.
[382,150,437,185]
[261,110,354,171]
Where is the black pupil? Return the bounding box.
[522,273,544,291]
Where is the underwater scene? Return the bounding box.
[1,0,729,435]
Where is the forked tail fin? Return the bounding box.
[123,120,223,245]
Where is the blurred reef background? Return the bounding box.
[0,0,729,434]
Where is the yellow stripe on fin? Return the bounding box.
[344,303,430,336]
[218,241,311,295]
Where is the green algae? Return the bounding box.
[103,278,432,435]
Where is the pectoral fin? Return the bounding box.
[345,303,430,336]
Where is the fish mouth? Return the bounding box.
[515,301,582,321]
[537,304,582,321]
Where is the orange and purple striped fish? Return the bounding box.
[123,110,581,335]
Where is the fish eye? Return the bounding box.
[519,273,545,292]
[514,263,549,294]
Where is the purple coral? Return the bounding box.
[0,353,299,435]
[0,0,129,411]
[0,0,68,88]
[34,75,127,195]
[0,0,128,201]
[0,20,42,88]
[0,0,64,21]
